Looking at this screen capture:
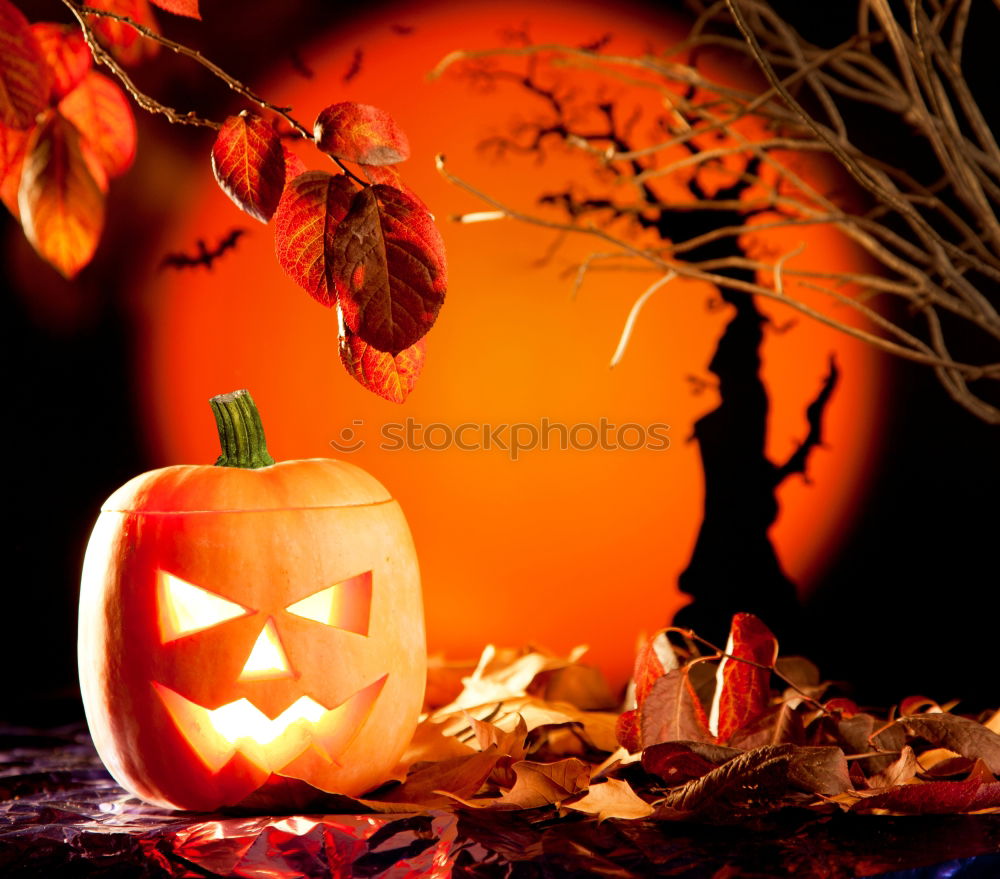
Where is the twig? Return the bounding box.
[609,273,676,368]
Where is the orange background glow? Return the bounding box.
[137,0,887,687]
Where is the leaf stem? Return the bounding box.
[61,0,314,139]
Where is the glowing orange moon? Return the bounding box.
[138,0,887,687]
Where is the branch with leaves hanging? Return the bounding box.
[0,0,446,403]
[432,0,1000,423]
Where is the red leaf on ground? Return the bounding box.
[272,170,356,307]
[211,111,285,222]
[0,1,52,129]
[632,631,678,707]
[148,0,200,18]
[339,330,425,403]
[314,102,410,165]
[639,667,714,749]
[642,741,738,785]
[615,709,640,753]
[30,24,91,101]
[710,612,778,743]
[852,760,1000,815]
[727,702,805,750]
[1,122,31,217]
[333,184,447,354]
[58,72,136,179]
[18,112,105,278]
[86,0,160,66]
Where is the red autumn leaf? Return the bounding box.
[851,760,1000,815]
[642,741,739,785]
[314,102,410,166]
[281,146,308,186]
[58,72,136,180]
[272,170,356,307]
[0,122,31,217]
[339,330,426,403]
[360,162,428,210]
[18,112,105,278]
[709,612,778,743]
[639,666,714,749]
[86,0,160,67]
[148,0,200,18]
[632,630,678,707]
[31,23,91,101]
[614,709,640,753]
[0,0,52,129]
[333,184,447,354]
[211,111,285,223]
[727,702,805,750]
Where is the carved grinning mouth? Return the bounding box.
[153,675,386,773]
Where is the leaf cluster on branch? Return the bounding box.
[433,0,1000,422]
[0,0,447,402]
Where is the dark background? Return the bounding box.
[2,0,997,725]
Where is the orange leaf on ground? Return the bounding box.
[58,72,136,179]
[314,102,410,165]
[211,111,285,222]
[148,0,200,18]
[272,170,355,307]
[86,0,160,66]
[333,184,447,354]
[709,612,778,742]
[564,778,654,821]
[0,0,51,129]
[31,23,91,101]
[18,112,105,278]
[339,331,425,403]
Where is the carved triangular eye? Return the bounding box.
[285,571,372,636]
[158,571,252,643]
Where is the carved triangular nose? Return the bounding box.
[239,617,292,680]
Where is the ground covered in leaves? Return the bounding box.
[342,614,1000,825]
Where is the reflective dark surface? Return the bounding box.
[2,724,999,878]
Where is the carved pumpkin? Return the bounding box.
[78,390,425,811]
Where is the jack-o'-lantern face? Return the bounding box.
[153,568,385,775]
[79,449,426,813]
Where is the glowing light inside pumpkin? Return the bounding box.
[238,618,292,680]
[285,571,373,635]
[211,695,327,744]
[154,675,388,773]
[158,571,251,642]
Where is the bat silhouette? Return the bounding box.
[343,48,363,83]
[288,49,314,79]
[159,228,247,271]
[390,23,415,35]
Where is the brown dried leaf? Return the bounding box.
[563,778,654,821]
[850,760,1000,815]
[874,714,1000,774]
[495,758,591,809]
[640,667,714,749]
[867,745,919,789]
[727,702,805,750]
[377,750,501,808]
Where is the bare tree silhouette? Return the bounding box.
[445,52,839,642]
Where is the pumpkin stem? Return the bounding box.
[210,390,276,469]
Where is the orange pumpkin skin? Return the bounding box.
[79,456,425,811]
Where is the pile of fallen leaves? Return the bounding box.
[339,613,1000,822]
